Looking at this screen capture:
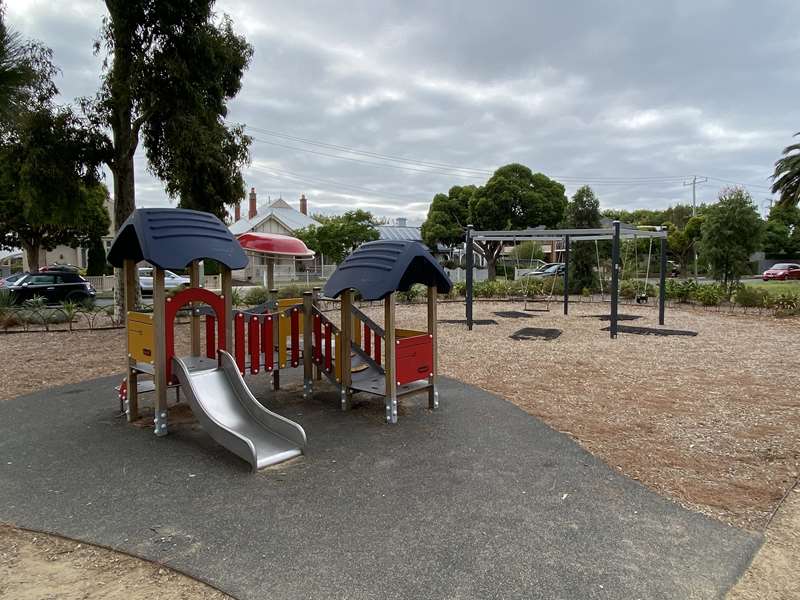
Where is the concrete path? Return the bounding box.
[0,373,759,599]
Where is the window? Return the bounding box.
[27,275,56,285]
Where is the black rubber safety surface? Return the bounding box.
[584,313,643,321]
[437,318,498,325]
[493,311,534,319]
[509,327,562,340]
[0,373,756,600]
[601,324,699,337]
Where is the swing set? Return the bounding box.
[464,221,669,338]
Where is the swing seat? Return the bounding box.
[635,294,648,304]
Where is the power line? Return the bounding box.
[247,163,423,202]
[245,124,691,184]
[239,123,777,192]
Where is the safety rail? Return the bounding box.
[202,299,304,376]
[311,306,346,383]
[350,304,383,367]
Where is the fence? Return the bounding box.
[445,267,488,283]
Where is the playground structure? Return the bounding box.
[465,221,669,337]
[107,208,451,470]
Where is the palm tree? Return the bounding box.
[772,132,800,208]
[0,11,56,129]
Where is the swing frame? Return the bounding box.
[465,223,669,338]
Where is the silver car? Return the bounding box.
[138,267,190,295]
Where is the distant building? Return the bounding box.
[228,188,320,283]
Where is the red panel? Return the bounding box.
[313,314,321,362]
[290,308,300,367]
[364,324,371,355]
[234,314,245,374]
[374,334,381,366]
[324,323,332,371]
[248,316,260,374]
[205,315,216,359]
[395,334,433,386]
[263,315,274,371]
[165,287,226,383]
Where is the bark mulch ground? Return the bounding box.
[2,301,799,530]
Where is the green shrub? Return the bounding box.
[663,279,697,303]
[277,283,316,299]
[771,291,800,315]
[692,283,724,306]
[398,284,426,302]
[243,286,270,306]
[449,281,466,298]
[581,287,592,297]
[734,286,769,308]
[619,280,637,299]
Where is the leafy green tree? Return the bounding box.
[421,185,474,250]
[87,237,111,276]
[89,1,253,316]
[663,215,703,276]
[421,165,566,279]
[763,204,800,257]
[565,185,601,292]
[296,210,379,264]
[772,132,800,208]
[700,188,764,296]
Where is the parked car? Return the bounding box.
[522,263,565,279]
[0,272,28,288]
[39,264,79,273]
[138,267,191,295]
[5,271,96,305]
[762,263,800,281]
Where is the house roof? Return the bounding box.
[323,240,452,301]
[376,225,422,242]
[107,208,248,270]
[229,198,318,235]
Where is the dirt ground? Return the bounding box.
[0,525,227,600]
[1,300,799,599]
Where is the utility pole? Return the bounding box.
[683,176,707,279]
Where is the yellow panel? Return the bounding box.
[396,328,427,339]
[128,312,155,364]
[278,313,289,368]
[277,297,303,311]
[353,317,362,346]
[334,332,341,382]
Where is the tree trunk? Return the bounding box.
[486,255,497,281]
[22,241,40,272]
[108,11,139,323]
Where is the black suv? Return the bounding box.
[6,271,97,305]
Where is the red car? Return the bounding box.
[762,263,800,281]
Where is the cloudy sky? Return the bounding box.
[7,1,798,223]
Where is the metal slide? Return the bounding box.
[172,350,306,470]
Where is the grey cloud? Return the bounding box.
[6,0,795,222]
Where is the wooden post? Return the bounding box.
[270,287,279,391]
[152,267,168,436]
[302,291,313,399]
[312,287,322,380]
[221,267,233,352]
[427,285,438,410]
[339,289,353,410]
[189,260,201,357]
[124,259,139,421]
[384,293,397,424]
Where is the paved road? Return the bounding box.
[0,372,759,599]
